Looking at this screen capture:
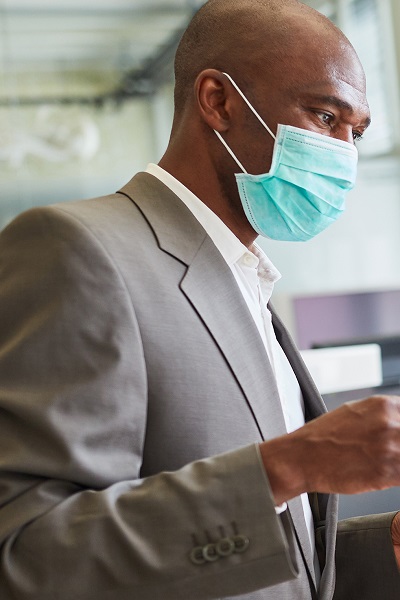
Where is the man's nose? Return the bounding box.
[334,127,356,145]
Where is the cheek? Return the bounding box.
[273,105,313,130]
[242,124,276,173]
[244,140,275,174]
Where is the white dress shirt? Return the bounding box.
[145,163,318,578]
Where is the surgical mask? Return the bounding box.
[214,72,358,242]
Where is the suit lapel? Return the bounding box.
[119,172,288,441]
[271,307,332,513]
[271,307,327,420]
[180,235,289,442]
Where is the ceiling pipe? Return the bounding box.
[0,6,198,108]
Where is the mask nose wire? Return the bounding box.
[222,72,276,140]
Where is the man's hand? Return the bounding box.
[391,512,400,571]
[259,395,400,505]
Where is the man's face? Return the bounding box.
[230,31,371,176]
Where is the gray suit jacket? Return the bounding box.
[0,172,398,599]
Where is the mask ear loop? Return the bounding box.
[213,129,248,174]
[222,72,276,140]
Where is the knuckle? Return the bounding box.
[370,395,395,426]
[372,440,400,485]
[372,458,392,487]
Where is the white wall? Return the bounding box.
[0,79,175,231]
[0,98,157,230]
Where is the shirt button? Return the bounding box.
[243,254,254,266]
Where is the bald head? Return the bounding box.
[173,0,357,115]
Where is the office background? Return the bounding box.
[1,0,399,516]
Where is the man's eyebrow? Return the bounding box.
[308,94,371,128]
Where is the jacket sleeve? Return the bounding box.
[332,512,400,599]
[0,206,299,600]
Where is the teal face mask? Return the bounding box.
[214,73,358,242]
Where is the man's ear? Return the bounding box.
[195,69,234,132]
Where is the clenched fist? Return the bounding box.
[260,395,400,505]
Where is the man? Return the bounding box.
[0,0,399,598]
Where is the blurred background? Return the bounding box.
[1,0,400,309]
[1,0,400,515]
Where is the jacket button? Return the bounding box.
[203,543,220,562]
[232,534,250,553]
[189,546,206,565]
[216,537,235,557]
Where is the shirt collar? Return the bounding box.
[251,243,281,304]
[252,243,281,284]
[145,163,281,283]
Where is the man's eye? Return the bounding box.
[353,131,364,142]
[317,112,333,125]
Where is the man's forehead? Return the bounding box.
[295,78,371,123]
